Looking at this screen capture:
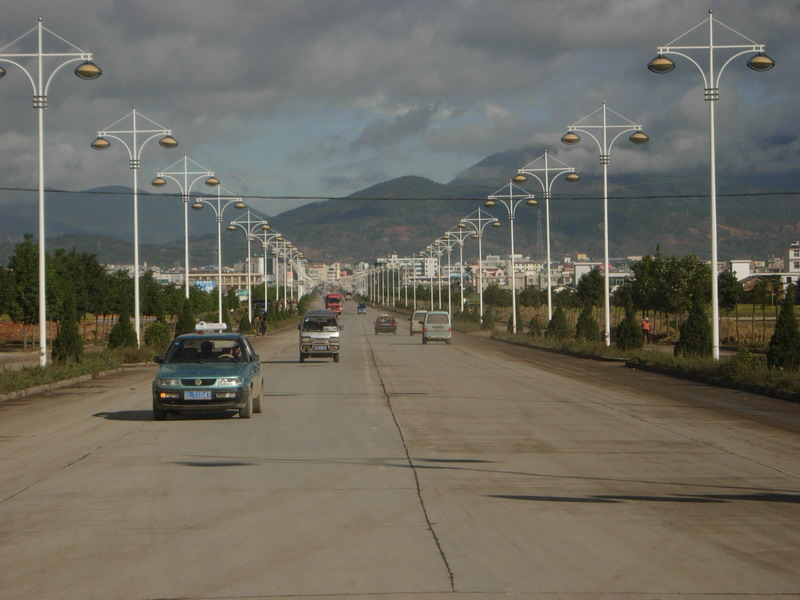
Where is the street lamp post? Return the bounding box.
[440,234,459,316]
[446,226,471,312]
[562,102,649,345]
[648,10,774,360]
[192,186,246,324]
[419,247,437,310]
[516,150,580,322]
[0,18,101,367]
[485,180,537,333]
[228,212,273,321]
[459,208,500,319]
[91,107,178,346]
[152,154,220,298]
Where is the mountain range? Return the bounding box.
[1,145,798,267]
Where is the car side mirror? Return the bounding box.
[153,356,163,364]
[339,325,344,331]
[250,354,260,363]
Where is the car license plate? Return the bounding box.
[185,390,212,400]
[314,345,327,351]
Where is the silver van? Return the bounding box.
[298,309,342,362]
[422,310,452,344]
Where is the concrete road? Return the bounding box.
[0,304,799,600]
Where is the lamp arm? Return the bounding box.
[656,49,709,87]
[43,56,90,96]
[97,133,134,159]
[0,59,36,91]
[570,127,603,154]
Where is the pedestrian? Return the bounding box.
[252,315,261,336]
[641,316,651,343]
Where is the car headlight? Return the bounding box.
[216,377,244,387]
[157,378,180,387]
[301,336,313,343]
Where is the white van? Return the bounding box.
[409,310,427,335]
[422,311,451,344]
[298,309,342,362]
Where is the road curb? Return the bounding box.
[624,361,800,404]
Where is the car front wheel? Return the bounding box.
[239,395,252,419]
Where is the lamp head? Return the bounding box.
[191,202,203,210]
[512,174,528,184]
[629,131,649,145]
[74,61,102,80]
[151,177,167,187]
[261,223,270,230]
[0,65,5,78]
[491,221,502,228]
[234,201,246,209]
[90,137,110,150]
[457,222,466,228]
[561,131,580,145]
[205,176,220,187]
[471,233,479,239]
[526,198,538,206]
[566,172,580,182]
[647,55,675,73]
[747,52,775,71]
[484,199,496,207]
[226,225,236,231]
[158,135,179,149]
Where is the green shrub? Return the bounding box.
[238,314,252,334]
[674,301,712,357]
[144,320,172,353]
[767,284,800,370]
[175,298,195,336]
[575,304,600,342]
[546,306,570,340]
[481,307,496,330]
[108,301,137,349]
[616,303,643,351]
[528,315,545,337]
[52,293,83,364]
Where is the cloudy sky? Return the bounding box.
[1,0,798,216]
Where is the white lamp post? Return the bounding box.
[562,102,649,345]
[485,180,537,333]
[460,208,500,319]
[152,154,219,298]
[191,186,246,323]
[91,107,178,347]
[446,226,471,312]
[648,10,774,360]
[0,18,101,367]
[516,150,580,322]
[228,212,273,320]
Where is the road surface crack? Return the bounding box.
[367,338,456,593]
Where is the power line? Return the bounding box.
[0,185,798,202]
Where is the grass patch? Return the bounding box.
[0,346,156,396]
[489,331,800,395]
[629,348,800,394]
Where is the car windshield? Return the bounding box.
[302,317,338,332]
[164,338,245,363]
[427,314,449,324]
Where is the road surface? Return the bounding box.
[1,304,799,600]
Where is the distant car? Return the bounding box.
[152,333,263,420]
[409,310,427,335]
[374,314,397,335]
[357,302,368,315]
[299,309,342,363]
[422,311,452,344]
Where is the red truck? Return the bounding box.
[324,293,343,315]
